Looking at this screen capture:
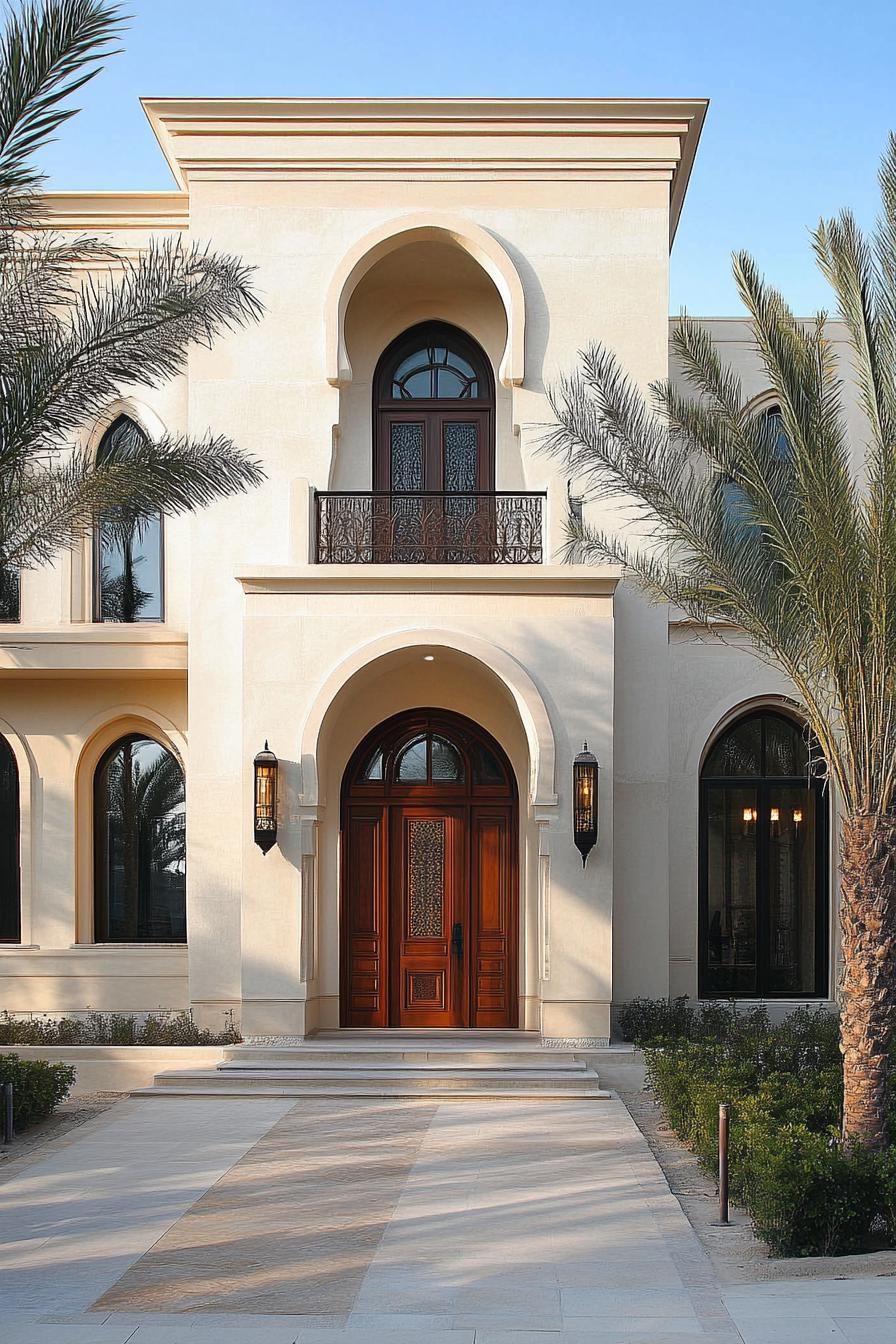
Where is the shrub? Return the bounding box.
[0,1054,75,1129]
[617,996,697,1045]
[0,1009,241,1047]
[634,1000,894,1257]
[741,1125,878,1257]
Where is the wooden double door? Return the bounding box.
[341,712,518,1029]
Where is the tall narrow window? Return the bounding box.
[700,709,828,997]
[0,569,20,622]
[94,735,185,942]
[0,736,20,942]
[93,416,163,622]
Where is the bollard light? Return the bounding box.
[253,741,278,854]
[573,742,599,867]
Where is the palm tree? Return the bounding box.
[545,135,896,1150]
[0,0,265,579]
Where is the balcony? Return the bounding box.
[315,492,545,565]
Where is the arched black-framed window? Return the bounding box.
[94,735,185,943]
[93,416,163,622]
[0,735,20,942]
[373,322,495,492]
[700,709,828,998]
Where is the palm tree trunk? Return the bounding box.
[840,813,896,1148]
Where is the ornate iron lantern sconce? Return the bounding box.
[573,742,599,867]
[253,741,278,854]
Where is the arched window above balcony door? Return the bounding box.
[373,323,495,493]
[93,416,163,622]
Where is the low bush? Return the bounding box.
[0,1009,241,1047]
[624,997,893,1258]
[741,1126,878,1257]
[0,1054,75,1129]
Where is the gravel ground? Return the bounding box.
[619,1082,896,1285]
[0,1092,124,1184]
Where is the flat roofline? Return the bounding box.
[36,190,188,229]
[141,95,708,242]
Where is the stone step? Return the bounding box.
[220,1049,587,1068]
[135,1030,610,1100]
[307,1029,543,1042]
[220,1059,591,1069]
[135,1066,610,1099]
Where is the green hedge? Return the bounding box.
[622,998,896,1257]
[0,1054,75,1130]
[0,1009,241,1046]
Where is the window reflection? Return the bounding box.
[391,344,480,399]
[0,736,20,942]
[93,417,163,622]
[396,737,428,781]
[94,735,185,942]
[701,711,825,997]
[431,736,464,781]
[0,569,20,623]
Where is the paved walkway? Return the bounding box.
[2,1094,896,1342]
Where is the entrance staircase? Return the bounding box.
[136,1030,610,1100]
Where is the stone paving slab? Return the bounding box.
[0,1097,295,1314]
[94,1100,437,1315]
[6,1092,896,1340]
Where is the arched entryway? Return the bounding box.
[341,708,518,1028]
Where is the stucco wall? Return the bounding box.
[0,677,188,1012]
[176,168,671,1038]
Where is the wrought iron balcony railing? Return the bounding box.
[315,491,545,565]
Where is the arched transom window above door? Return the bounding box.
[348,714,512,796]
[374,322,495,493]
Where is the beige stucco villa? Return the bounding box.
[0,98,850,1047]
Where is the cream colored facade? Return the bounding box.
[0,98,845,1043]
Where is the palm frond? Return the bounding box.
[0,434,265,568]
[0,237,263,471]
[545,145,896,814]
[0,0,124,201]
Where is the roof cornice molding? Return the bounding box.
[141,96,707,240]
[37,191,188,230]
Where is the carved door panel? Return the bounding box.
[341,807,387,1027]
[374,411,492,562]
[390,806,466,1027]
[470,807,516,1027]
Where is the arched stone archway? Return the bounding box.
[325,213,526,389]
[298,627,557,810]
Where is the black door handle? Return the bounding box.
[452,921,463,962]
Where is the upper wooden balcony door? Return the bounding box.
[374,320,494,511]
[341,710,518,1029]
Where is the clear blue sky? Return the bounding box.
[39,0,896,315]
